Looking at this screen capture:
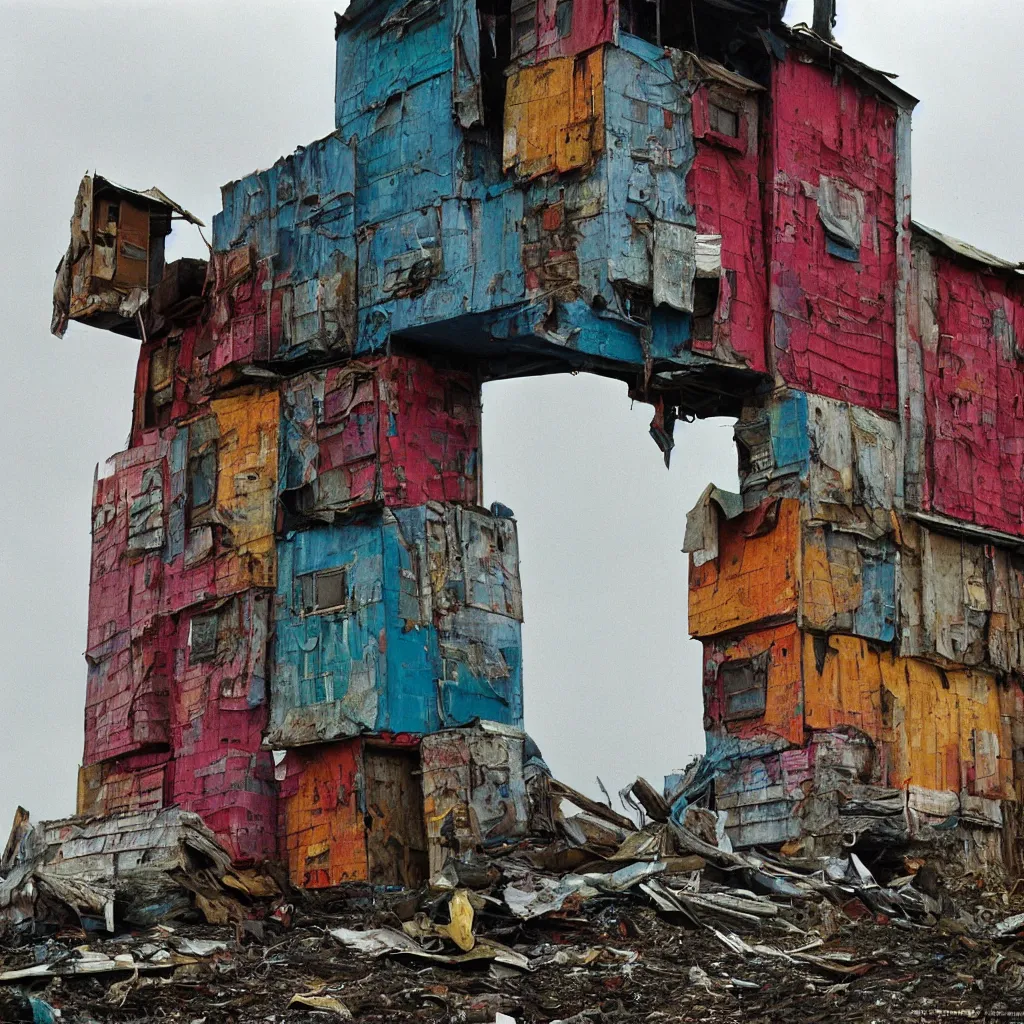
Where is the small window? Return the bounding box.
[106,203,120,226]
[188,447,217,514]
[144,343,178,428]
[709,103,739,139]
[189,612,219,663]
[299,567,348,614]
[511,0,537,56]
[721,652,769,722]
[555,0,573,38]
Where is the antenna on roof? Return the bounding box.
[813,0,836,41]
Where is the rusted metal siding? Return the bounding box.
[279,736,427,888]
[768,55,899,413]
[279,740,368,887]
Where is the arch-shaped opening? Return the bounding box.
[482,372,739,800]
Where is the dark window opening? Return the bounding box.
[190,611,219,663]
[106,203,120,226]
[734,414,773,480]
[144,343,179,429]
[709,102,739,138]
[510,0,536,57]
[621,0,659,43]
[478,0,514,147]
[555,0,573,37]
[721,651,769,721]
[618,283,653,327]
[188,447,217,515]
[622,0,777,85]
[692,275,720,343]
[300,567,349,615]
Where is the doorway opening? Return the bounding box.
[481,372,739,804]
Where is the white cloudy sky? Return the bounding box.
[0,0,1020,830]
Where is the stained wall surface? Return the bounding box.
[57,0,1024,868]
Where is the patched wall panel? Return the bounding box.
[768,55,899,412]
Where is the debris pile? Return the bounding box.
[4,782,1024,1023]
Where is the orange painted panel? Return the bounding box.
[689,499,800,639]
[704,624,803,750]
[280,741,367,888]
[211,388,279,593]
[802,634,885,738]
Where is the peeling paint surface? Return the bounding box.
[54,1,1024,869]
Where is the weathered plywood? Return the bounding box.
[365,747,428,887]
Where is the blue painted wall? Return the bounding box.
[267,505,524,747]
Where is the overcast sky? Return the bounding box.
[0,0,1020,831]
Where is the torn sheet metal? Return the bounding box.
[267,505,524,748]
[0,808,236,936]
[279,355,481,519]
[688,497,799,639]
[899,520,1024,675]
[421,722,530,877]
[735,389,901,537]
[801,525,896,642]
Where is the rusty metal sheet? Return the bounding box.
[420,723,529,877]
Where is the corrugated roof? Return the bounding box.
[913,221,1023,275]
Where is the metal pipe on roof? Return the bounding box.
[812,0,836,41]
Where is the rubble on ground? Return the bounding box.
[4,778,1024,1023]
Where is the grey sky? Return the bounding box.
[0,0,1020,829]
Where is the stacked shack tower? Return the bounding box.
[53,0,1024,876]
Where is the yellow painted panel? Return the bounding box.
[803,634,885,738]
[801,527,864,631]
[503,50,605,179]
[212,387,279,593]
[689,499,800,639]
[882,659,1006,798]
